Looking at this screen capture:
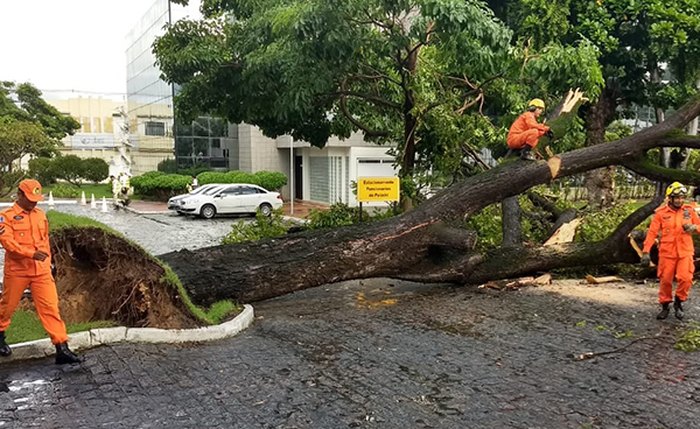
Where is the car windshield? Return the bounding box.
[203,186,225,195]
[191,185,213,195]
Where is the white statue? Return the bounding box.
[110,106,133,178]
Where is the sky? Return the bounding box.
[0,0,200,98]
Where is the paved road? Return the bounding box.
[0,275,699,428]
[0,206,699,428]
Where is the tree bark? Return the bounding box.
[160,95,700,305]
[583,88,618,209]
[501,196,522,247]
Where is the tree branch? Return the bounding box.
[621,158,700,187]
[338,89,390,138]
[328,91,401,110]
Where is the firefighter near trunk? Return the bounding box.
[641,182,700,320]
[0,179,81,364]
[507,98,553,161]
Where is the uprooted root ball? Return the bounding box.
[46,227,200,329]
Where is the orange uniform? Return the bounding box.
[642,204,700,304]
[0,203,68,344]
[507,111,550,150]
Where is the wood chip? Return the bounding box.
[543,219,581,246]
[547,156,561,179]
[584,275,624,284]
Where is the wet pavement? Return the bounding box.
[0,275,699,428]
[0,204,699,428]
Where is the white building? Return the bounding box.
[127,0,398,206]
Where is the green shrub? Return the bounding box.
[305,203,395,230]
[307,203,359,229]
[577,202,645,242]
[676,321,700,352]
[465,204,503,250]
[28,157,57,184]
[52,155,84,185]
[30,156,108,185]
[157,158,178,173]
[178,165,210,177]
[49,183,81,198]
[131,172,190,200]
[81,158,109,183]
[221,210,294,244]
[252,171,287,191]
[197,170,287,191]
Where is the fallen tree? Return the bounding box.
[160,94,700,305]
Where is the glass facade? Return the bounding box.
[125,0,230,170]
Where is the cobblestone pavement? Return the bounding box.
[0,274,699,428]
[0,203,247,279]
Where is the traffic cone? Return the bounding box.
[101,197,108,213]
[48,191,55,207]
[80,191,86,205]
[90,194,96,209]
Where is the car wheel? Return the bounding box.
[258,203,273,217]
[200,204,217,219]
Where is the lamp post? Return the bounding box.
[289,136,294,216]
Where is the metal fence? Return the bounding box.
[557,185,656,201]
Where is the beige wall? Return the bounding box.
[49,96,123,135]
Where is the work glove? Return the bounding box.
[545,129,554,138]
[683,223,698,233]
[640,253,651,266]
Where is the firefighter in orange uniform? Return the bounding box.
[0,179,81,364]
[641,182,700,320]
[507,98,553,161]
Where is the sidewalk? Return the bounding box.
[127,199,328,218]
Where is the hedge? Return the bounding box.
[131,172,191,200]
[131,170,287,200]
[197,170,287,191]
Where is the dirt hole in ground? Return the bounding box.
[20,227,201,329]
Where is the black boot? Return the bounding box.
[520,147,536,161]
[55,343,81,365]
[0,332,11,357]
[657,303,670,320]
[674,296,684,320]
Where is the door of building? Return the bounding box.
[294,155,303,199]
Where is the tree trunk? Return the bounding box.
[501,196,521,246]
[584,88,618,209]
[160,95,700,305]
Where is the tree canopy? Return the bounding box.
[0,82,80,195]
[156,0,602,202]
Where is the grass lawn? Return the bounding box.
[42,183,113,199]
[5,309,114,344]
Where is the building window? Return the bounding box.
[145,121,165,136]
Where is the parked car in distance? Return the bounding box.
[167,184,223,211]
[177,184,283,219]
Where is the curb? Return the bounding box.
[123,206,171,215]
[0,304,254,364]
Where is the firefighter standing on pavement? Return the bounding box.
[641,182,700,320]
[0,179,81,364]
[507,99,553,161]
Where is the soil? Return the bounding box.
[31,227,203,329]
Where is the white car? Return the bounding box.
[177,184,283,219]
[167,183,223,211]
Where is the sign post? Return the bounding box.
[357,177,400,222]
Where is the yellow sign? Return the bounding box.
[358,177,400,202]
